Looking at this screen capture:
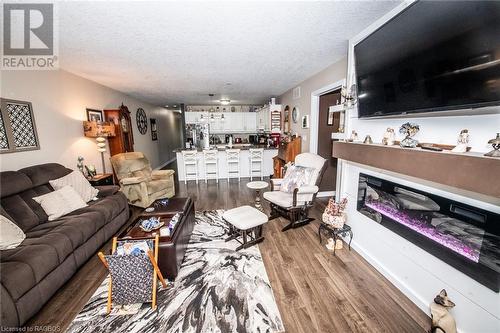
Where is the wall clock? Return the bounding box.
[292,106,299,123]
[136,108,147,134]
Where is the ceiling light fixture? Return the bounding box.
[220,99,230,105]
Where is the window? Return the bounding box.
[0,98,40,153]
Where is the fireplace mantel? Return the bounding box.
[332,141,500,198]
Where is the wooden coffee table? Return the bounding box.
[120,197,195,280]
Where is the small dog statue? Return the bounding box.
[430,289,457,333]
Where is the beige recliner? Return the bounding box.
[110,152,175,208]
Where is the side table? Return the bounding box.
[246,181,268,211]
[318,223,353,255]
[88,173,114,186]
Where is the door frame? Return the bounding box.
[309,78,345,197]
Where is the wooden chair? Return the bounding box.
[98,235,167,314]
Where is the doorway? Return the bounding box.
[317,89,341,193]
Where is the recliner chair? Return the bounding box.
[110,152,175,208]
[263,152,327,231]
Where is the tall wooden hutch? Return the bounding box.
[104,103,134,156]
[273,136,302,178]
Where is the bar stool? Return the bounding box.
[226,149,241,182]
[249,148,264,180]
[181,150,199,184]
[203,150,219,183]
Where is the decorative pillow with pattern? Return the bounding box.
[33,185,88,221]
[0,215,25,250]
[49,170,98,202]
[279,166,315,194]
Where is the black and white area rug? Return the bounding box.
[67,210,284,333]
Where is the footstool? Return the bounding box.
[222,205,268,251]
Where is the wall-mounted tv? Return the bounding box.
[354,1,500,118]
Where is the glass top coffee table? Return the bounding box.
[246,181,268,211]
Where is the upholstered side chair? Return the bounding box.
[110,152,175,208]
[263,152,327,231]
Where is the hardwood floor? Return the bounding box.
[26,176,430,332]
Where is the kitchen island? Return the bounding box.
[175,144,278,181]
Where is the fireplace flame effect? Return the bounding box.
[365,201,480,263]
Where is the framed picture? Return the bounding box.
[301,115,309,129]
[86,108,103,122]
[327,109,335,126]
[150,118,158,141]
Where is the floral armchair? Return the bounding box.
[110,152,175,208]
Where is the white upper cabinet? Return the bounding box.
[243,112,257,132]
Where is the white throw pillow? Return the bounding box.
[280,166,315,194]
[0,215,26,250]
[33,186,88,221]
[49,170,98,202]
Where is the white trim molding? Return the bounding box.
[309,78,346,154]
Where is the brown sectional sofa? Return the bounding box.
[0,163,130,328]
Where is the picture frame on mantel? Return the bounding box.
[86,108,103,122]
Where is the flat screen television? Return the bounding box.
[354,1,500,118]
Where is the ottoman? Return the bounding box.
[222,205,268,251]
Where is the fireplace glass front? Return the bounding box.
[357,173,500,292]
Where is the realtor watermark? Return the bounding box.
[2,2,59,70]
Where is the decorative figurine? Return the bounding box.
[484,133,500,157]
[430,289,457,333]
[399,122,420,148]
[347,130,359,142]
[363,135,373,144]
[77,156,85,174]
[451,129,469,153]
[382,127,395,145]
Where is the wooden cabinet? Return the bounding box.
[104,104,134,156]
[273,136,302,178]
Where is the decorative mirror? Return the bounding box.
[292,106,299,123]
[136,108,148,134]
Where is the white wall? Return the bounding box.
[339,2,500,332]
[0,69,179,172]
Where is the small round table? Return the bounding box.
[246,181,269,211]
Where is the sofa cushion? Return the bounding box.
[33,186,88,221]
[49,171,99,203]
[0,243,64,300]
[1,194,42,232]
[19,163,72,188]
[0,171,32,198]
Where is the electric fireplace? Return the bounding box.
[357,173,500,292]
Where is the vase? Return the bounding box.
[322,212,346,229]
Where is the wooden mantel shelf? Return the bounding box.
[332,141,500,198]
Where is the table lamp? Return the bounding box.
[83,121,116,174]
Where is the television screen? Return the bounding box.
[354,1,500,118]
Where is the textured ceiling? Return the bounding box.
[59,1,400,106]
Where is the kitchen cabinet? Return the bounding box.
[243,112,257,132]
[257,106,270,131]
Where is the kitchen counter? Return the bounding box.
[175,146,278,181]
[173,144,276,153]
